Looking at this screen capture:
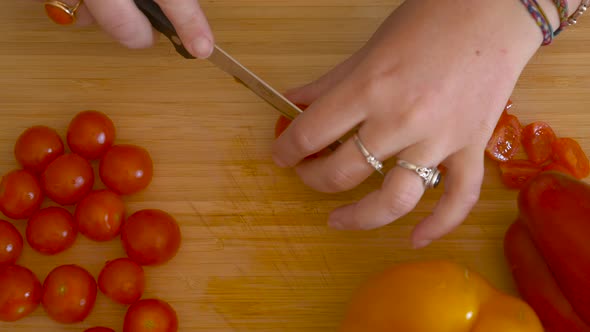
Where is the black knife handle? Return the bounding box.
[133,0,195,59]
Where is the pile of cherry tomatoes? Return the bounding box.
[0,111,181,332]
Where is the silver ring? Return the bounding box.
[396,159,441,189]
[353,133,383,174]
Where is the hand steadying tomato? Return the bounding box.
[26,207,77,255]
[0,219,23,265]
[41,264,97,323]
[123,299,178,332]
[98,258,145,305]
[99,144,153,195]
[0,264,42,322]
[521,121,556,165]
[75,189,126,241]
[485,110,522,162]
[41,153,94,205]
[498,160,542,190]
[0,169,43,220]
[14,125,64,174]
[551,137,590,179]
[67,110,116,160]
[121,209,181,266]
[85,328,115,332]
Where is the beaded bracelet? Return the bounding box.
[520,0,554,45]
[553,0,569,35]
[566,0,590,25]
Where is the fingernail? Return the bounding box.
[413,239,432,249]
[191,37,213,59]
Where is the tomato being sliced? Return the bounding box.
[41,153,94,205]
[98,258,145,305]
[14,125,64,174]
[121,209,181,266]
[521,121,557,165]
[85,328,115,332]
[499,159,543,190]
[0,264,42,322]
[99,144,153,195]
[26,207,77,255]
[41,264,97,324]
[123,299,178,332]
[0,169,43,220]
[0,220,23,265]
[75,189,125,241]
[485,112,523,162]
[551,137,590,179]
[67,110,116,160]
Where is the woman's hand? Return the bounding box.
[43,0,214,58]
[272,0,545,248]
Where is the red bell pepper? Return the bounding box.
[504,171,590,331]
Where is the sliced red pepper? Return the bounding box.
[522,121,557,164]
[551,137,590,179]
[498,159,542,190]
[485,112,523,162]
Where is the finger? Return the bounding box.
[327,142,447,231]
[410,146,484,248]
[85,0,157,49]
[155,0,213,58]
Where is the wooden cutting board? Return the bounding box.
[1,1,589,331]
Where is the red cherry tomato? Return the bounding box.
[67,110,116,160]
[41,264,97,324]
[26,207,77,255]
[499,159,543,190]
[522,121,557,165]
[551,137,590,179]
[121,209,181,266]
[0,169,43,220]
[85,328,115,332]
[14,125,64,174]
[99,144,153,195]
[0,264,42,322]
[75,189,125,241]
[0,220,23,265]
[98,258,145,305]
[485,112,523,162]
[123,299,178,332]
[41,153,94,205]
[542,162,576,177]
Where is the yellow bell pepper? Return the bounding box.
[338,260,543,332]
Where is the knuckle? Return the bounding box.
[322,166,357,193]
[290,124,317,156]
[385,188,420,219]
[106,16,154,49]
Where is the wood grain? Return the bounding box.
[1,1,589,331]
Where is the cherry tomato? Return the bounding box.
[75,189,125,241]
[98,258,145,305]
[121,209,181,266]
[41,264,97,324]
[499,160,543,190]
[522,121,557,165]
[0,264,42,322]
[85,328,115,332]
[551,137,590,179]
[485,112,523,162]
[99,144,153,195]
[14,125,64,174]
[542,162,576,177]
[0,169,43,220]
[123,299,178,332]
[41,153,94,205]
[0,220,23,265]
[67,110,116,160]
[26,207,77,255]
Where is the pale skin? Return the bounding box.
[40,0,581,248]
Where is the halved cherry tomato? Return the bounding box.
[542,162,576,177]
[75,189,125,241]
[41,153,94,205]
[0,220,23,265]
[99,144,153,195]
[85,328,115,332]
[485,112,523,162]
[121,209,181,266]
[123,298,178,332]
[0,169,43,220]
[67,110,116,160]
[14,125,64,174]
[522,121,557,165]
[41,264,97,324]
[551,137,590,179]
[26,207,77,255]
[0,264,42,322]
[98,258,145,305]
[499,160,543,190]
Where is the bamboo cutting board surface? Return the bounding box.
[1,1,590,331]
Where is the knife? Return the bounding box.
[133,0,303,121]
